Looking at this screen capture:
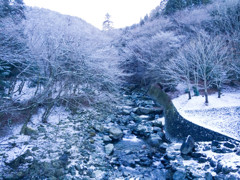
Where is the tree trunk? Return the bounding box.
[217,87,221,98]
[8,80,17,96]
[42,103,54,123]
[20,107,36,135]
[188,91,191,100]
[18,80,25,95]
[187,81,191,100]
[204,78,208,104]
[204,90,209,104]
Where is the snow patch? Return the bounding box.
[12,81,37,102]
[47,106,69,125]
[173,90,240,139]
[122,134,141,142]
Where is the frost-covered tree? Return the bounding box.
[162,50,194,99]
[102,13,113,31]
[183,32,229,103]
[208,0,240,79]
[23,8,122,122]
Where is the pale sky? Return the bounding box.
[24,0,161,29]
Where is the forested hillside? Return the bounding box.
[0,2,122,136]
[117,0,240,102]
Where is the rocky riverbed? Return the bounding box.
[0,90,240,179]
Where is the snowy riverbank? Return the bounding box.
[173,90,240,140]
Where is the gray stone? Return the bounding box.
[2,174,16,180]
[173,170,186,180]
[150,169,166,180]
[223,142,235,149]
[54,168,65,177]
[197,157,208,163]
[122,109,131,115]
[131,113,142,123]
[138,156,152,167]
[236,149,240,156]
[147,134,163,147]
[109,127,123,140]
[134,124,152,137]
[103,135,112,143]
[152,119,163,128]
[212,140,220,147]
[22,126,37,136]
[69,166,76,176]
[32,146,39,151]
[159,143,168,153]
[93,124,103,132]
[227,175,238,180]
[180,135,195,155]
[122,158,136,168]
[105,144,114,155]
[216,161,223,174]
[153,127,162,133]
[38,126,46,133]
[139,115,151,120]
[135,107,163,115]
[164,153,176,161]
[94,170,106,179]
[205,172,213,180]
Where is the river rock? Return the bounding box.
[173,169,186,180]
[133,124,152,137]
[180,135,195,155]
[215,161,223,174]
[222,166,231,174]
[152,119,163,128]
[109,127,123,140]
[103,135,112,143]
[211,140,220,147]
[134,107,163,115]
[94,170,106,179]
[236,149,240,156]
[223,142,235,149]
[122,109,132,115]
[147,134,163,147]
[205,172,213,180]
[22,126,37,136]
[59,151,70,167]
[138,156,152,167]
[105,144,114,155]
[159,143,168,153]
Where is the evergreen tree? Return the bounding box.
[165,0,186,15]
[102,13,113,31]
[165,0,210,15]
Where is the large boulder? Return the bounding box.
[109,127,123,140]
[180,135,195,155]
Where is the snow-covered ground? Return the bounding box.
[173,90,240,140]
[12,81,37,102]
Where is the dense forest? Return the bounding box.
[0,0,240,179]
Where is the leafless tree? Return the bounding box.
[182,32,229,103]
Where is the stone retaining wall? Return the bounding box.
[148,84,239,142]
